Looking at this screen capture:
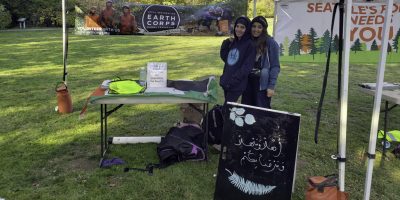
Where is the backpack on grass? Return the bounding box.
[124,124,206,174]
[202,104,224,145]
[157,124,206,168]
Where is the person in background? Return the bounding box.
[219,16,256,105]
[100,0,116,33]
[215,6,233,35]
[241,16,280,109]
[84,6,101,28]
[119,5,138,35]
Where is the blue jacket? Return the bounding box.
[219,17,256,93]
[259,37,280,91]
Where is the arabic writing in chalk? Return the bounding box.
[235,135,285,172]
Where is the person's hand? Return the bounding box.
[267,89,275,97]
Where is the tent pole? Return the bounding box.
[338,0,352,192]
[272,0,278,37]
[363,0,393,199]
[62,0,68,84]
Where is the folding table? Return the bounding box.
[359,86,400,155]
[88,77,218,162]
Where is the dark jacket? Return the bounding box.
[219,16,256,92]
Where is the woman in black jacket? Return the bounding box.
[219,16,256,105]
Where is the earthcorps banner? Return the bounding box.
[274,0,400,58]
[74,0,245,36]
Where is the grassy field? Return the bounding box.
[0,30,400,200]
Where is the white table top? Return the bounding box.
[359,87,400,105]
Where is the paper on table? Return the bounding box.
[144,87,185,95]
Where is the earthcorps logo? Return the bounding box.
[142,5,180,32]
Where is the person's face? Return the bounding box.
[89,8,97,15]
[123,8,129,14]
[251,22,263,38]
[235,23,246,39]
[106,2,112,8]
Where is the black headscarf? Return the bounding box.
[233,16,251,41]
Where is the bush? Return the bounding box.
[0,4,12,29]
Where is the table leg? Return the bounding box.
[203,103,209,160]
[100,104,104,157]
[383,101,388,156]
[105,104,108,151]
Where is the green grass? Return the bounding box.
[1,29,400,200]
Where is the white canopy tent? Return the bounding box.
[269,0,395,199]
[61,0,394,199]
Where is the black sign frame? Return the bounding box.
[214,102,301,200]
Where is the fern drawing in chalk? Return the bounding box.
[225,169,276,196]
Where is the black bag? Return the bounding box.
[202,104,224,145]
[393,144,400,158]
[157,125,206,168]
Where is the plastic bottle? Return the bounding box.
[139,67,147,86]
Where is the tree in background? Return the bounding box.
[279,43,284,56]
[308,27,318,60]
[1,0,78,27]
[0,0,245,28]
[393,27,400,53]
[0,4,12,29]
[370,40,378,51]
[294,29,302,55]
[247,0,274,18]
[351,38,362,53]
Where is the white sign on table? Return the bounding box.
[147,62,167,88]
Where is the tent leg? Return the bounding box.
[338,0,352,191]
[363,1,393,199]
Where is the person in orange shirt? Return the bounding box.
[84,6,101,28]
[119,5,138,35]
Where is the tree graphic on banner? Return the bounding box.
[283,36,290,56]
[332,34,339,55]
[289,40,298,59]
[393,28,400,53]
[283,37,290,56]
[320,29,330,55]
[387,42,392,53]
[351,38,362,53]
[371,40,378,51]
[279,43,284,56]
[301,34,311,54]
[309,27,318,60]
[316,37,323,55]
[294,29,302,55]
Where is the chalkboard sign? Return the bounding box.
[214,102,301,200]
